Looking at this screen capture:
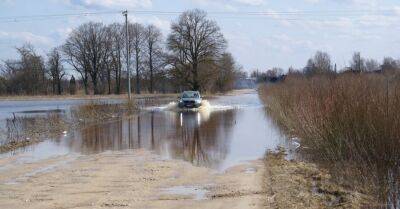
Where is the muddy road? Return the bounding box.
[0,90,294,208]
[0,150,267,209]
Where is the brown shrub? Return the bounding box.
[71,99,138,124]
[260,72,400,207]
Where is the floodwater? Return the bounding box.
[0,90,287,170]
[0,98,123,120]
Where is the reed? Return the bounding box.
[0,113,66,152]
[260,72,400,207]
[71,99,138,123]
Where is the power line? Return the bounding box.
[0,10,122,23]
[0,10,122,20]
[129,9,398,15]
[0,9,399,24]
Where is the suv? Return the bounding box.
[178,91,202,108]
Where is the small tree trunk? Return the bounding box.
[92,78,99,95]
[149,46,154,94]
[115,67,121,94]
[83,71,89,95]
[107,70,111,95]
[52,80,56,94]
[57,78,62,95]
[83,81,89,95]
[192,62,200,91]
[136,55,141,94]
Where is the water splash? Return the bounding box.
[145,99,242,113]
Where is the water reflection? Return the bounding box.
[1,113,65,147]
[66,109,236,168]
[385,168,400,209]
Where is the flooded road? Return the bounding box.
[0,90,286,170]
[2,91,364,209]
[0,98,122,121]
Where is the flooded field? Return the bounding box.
[0,90,287,170]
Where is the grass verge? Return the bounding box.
[264,149,369,208]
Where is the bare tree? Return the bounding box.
[106,23,124,94]
[3,44,46,95]
[63,22,110,95]
[128,23,145,94]
[63,28,90,94]
[144,24,163,93]
[381,57,399,73]
[167,9,227,91]
[304,51,332,75]
[47,47,65,95]
[86,22,111,94]
[313,51,332,73]
[365,59,380,72]
[268,67,284,78]
[215,53,237,92]
[350,52,366,72]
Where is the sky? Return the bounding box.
[0,0,400,72]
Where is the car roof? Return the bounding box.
[182,91,200,94]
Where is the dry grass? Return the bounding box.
[264,149,369,209]
[71,99,138,124]
[0,113,67,153]
[259,72,400,207]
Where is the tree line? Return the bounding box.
[251,51,400,82]
[302,51,400,75]
[0,9,242,95]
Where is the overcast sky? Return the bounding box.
[0,0,400,72]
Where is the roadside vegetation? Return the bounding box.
[0,113,67,153]
[259,51,400,208]
[264,149,369,209]
[71,99,138,124]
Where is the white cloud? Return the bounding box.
[0,31,53,46]
[234,0,265,6]
[304,0,320,3]
[394,6,400,16]
[147,17,171,33]
[192,0,265,7]
[349,0,378,7]
[0,0,14,5]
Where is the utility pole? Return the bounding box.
[123,10,131,100]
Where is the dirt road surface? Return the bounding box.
[0,150,266,209]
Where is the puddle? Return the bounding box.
[160,185,208,200]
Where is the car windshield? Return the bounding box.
[182,92,200,98]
